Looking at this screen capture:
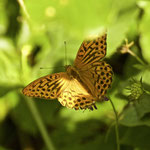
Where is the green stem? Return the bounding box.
[109,98,120,150]
[17,0,30,19]
[25,98,55,150]
[128,50,146,65]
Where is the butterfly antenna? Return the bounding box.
[40,66,64,70]
[64,41,67,66]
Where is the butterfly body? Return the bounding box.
[23,33,113,110]
[66,65,80,79]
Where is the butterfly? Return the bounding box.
[22,33,113,110]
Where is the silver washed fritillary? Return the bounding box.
[23,33,113,110]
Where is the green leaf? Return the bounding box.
[0,84,23,97]
[0,0,8,35]
[0,38,21,85]
[139,2,150,63]
[120,94,150,127]
[121,126,150,149]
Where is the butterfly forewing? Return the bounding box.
[74,34,107,69]
[22,73,69,99]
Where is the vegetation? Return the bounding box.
[0,0,150,150]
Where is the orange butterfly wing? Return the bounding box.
[22,73,69,99]
[74,33,106,69]
[74,33,113,99]
[23,72,97,110]
[58,77,97,110]
[79,61,113,99]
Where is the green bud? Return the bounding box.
[128,78,144,101]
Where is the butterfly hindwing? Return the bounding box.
[79,61,113,99]
[57,77,97,110]
[91,61,113,98]
[58,88,97,110]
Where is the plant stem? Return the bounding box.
[25,98,55,150]
[109,98,120,150]
[128,50,146,65]
[17,0,30,19]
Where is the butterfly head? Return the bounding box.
[65,65,71,70]
[65,65,80,80]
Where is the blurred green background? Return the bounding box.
[1,0,150,150]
